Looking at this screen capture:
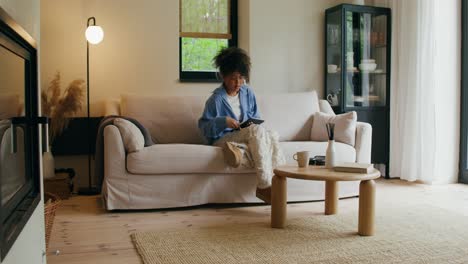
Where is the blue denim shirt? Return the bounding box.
[198,84,261,144]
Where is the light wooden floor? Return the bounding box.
[46,179,468,264]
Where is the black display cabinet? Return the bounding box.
[325,4,391,176]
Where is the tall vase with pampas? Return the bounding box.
[41,72,84,179]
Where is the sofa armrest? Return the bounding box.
[104,125,127,179]
[319,100,335,115]
[104,99,121,116]
[102,125,132,209]
[354,121,372,163]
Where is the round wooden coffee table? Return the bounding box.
[271,165,381,236]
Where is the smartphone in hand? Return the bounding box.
[239,118,264,129]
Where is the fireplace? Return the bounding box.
[0,8,42,260]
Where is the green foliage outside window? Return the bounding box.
[182,38,228,72]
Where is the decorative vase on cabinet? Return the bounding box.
[325,4,391,177]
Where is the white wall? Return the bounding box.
[0,1,46,264]
[247,0,337,95]
[40,0,221,117]
[40,0,339,114]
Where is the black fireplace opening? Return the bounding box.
[0,7,41,260]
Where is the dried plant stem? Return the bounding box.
[41,72,84,143]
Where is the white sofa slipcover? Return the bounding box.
[102,91,372,210]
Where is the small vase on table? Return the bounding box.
[325,123,337,169]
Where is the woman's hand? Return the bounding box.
[226,117,240,129]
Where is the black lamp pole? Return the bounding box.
[79,17,100,195]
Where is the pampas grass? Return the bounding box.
[41,72,84,142]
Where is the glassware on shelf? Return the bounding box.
[327,64,338,73]
[359,59,377,72]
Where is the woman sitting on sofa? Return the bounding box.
[198,47,285,204]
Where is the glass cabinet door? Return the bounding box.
[345,11,387,107]
[325,9,342,108]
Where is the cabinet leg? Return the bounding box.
[358,180,376,236]
[271,175,287,228]
[325,180,338,215]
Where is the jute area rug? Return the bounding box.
[131,206,468,264]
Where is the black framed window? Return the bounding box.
[179,0,238,82]
[460,0,468,184]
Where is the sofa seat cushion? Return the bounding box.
[127,141,356,175]
[127,144,255,175]
[280,141,356,164]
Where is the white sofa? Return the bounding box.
[102,91,372,210]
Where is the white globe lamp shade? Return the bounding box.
[85,25,104,44]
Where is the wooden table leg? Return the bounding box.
[325,180,338,215]
[358,179,376,236]
[271,175,287,228]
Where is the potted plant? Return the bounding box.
[41,72,84,179]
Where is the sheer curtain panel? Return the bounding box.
[389,0,437,183]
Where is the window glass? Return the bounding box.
[182,38,227,72]
[180,0,230,36]
[179,0,236,81]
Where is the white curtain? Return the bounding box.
[389,0,437,183]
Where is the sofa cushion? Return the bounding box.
[126,141,355,175]
[120,91,320,144]
[113,118,144,152]
[121,94,208,144]
[256,91,320,141]
[310,111,357,146]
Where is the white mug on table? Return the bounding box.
[293,151,310,167]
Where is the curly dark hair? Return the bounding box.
[213,47,251,82]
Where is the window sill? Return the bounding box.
[179,71,220,83]
[179,78,220,83]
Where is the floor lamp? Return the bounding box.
[79,17,104,195]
